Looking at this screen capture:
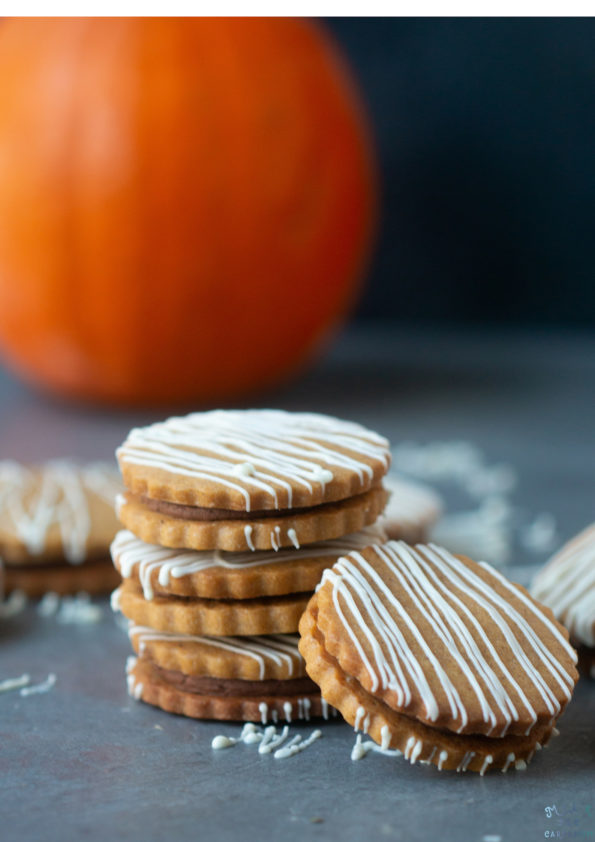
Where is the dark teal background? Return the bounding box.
[327,18,595,326]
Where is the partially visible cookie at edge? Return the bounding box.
[532,523,595,677]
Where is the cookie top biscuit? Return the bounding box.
[0,460,121,564]
[111,523,387,600]
[117,410,390,511]
[532,523,595,648]
[315,541,577,739]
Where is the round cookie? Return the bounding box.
[382,474,442,543]
[4,558,120,597]
[117,485,388,553]
[111,524,388,600]
[128,626,307,681]
[299,540,578,773]
[532,523,595,653]
[0,460,122,595]
[0,460,121,564]
[127,656,328,724]
[117,409,391,512]
[113,579,310,636]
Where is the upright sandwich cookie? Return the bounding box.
[299,540,578,773]
[1,460,122,596]
[116,410,390,552]
[532,523,595,677]
[112,409,392,722]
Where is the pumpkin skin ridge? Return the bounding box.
[0,18,377,406]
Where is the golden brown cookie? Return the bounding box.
[117,486,388,553]
[117,409,391,512]
[114,579,309,636]
[4,557,120,597]
[532,523,595,656]
[127,655,329,723]
[111,524,388,600]
[128,625,307,681]
[382,474,442,543]
[0,460,121,565]
[299,540,578,773]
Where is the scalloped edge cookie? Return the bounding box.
[117,410,390,511]
[4,557,120,597]
[128,625,307,681]
[118,486,388,552]
[114,580,310,636]
[111,524,388,601]
[127,656,330,723]
[299,604,556,774]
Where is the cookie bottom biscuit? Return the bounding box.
[4,558,120,597]
[299,605,554,774]
[115,579,310,636]
[118,486,389,552]
[127,656,329,723]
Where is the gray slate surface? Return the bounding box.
[1,325,594,842]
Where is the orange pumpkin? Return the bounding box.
[0,18,376,406]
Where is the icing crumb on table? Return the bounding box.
[211,722,322,760]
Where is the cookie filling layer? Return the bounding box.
[137,490,377,521]
[147,661,318,698]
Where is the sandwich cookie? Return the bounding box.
[299,540,578,773]
[0,461,122,596]
[126,626,329,723]
[116,410,391,552]
[532,523,595,678]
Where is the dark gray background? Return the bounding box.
[326,18,595,326]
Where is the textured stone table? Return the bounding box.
[1,325,594,842]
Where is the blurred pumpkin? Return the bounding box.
[0,18,376,406]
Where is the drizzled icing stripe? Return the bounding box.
[320,541,576,739]
[117,410,390,512]
[128,625,302,681]
[111,524,387,601]
[0,460,121,562]
[532,523,595,647]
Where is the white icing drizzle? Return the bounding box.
[0,589,27,619]
[456,751,475,772]
[111,524,388,601]
[110,586,122,612]
[320,541,576,740]
[244,525,255,552]
[351,734,402,761]
[0,673,30,694]
[127,625,302,681]
[479,754,493,776]
[532,523,595,647]
[501,752,516,773]
[19,673,56,696]
[287,529,300,549]
[0,460,121,562]
[212,721,322,760]
[437,750,448,770]
[117,410,390,512]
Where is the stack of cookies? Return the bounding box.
[110,409,392,723]
[0,460,122,597]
